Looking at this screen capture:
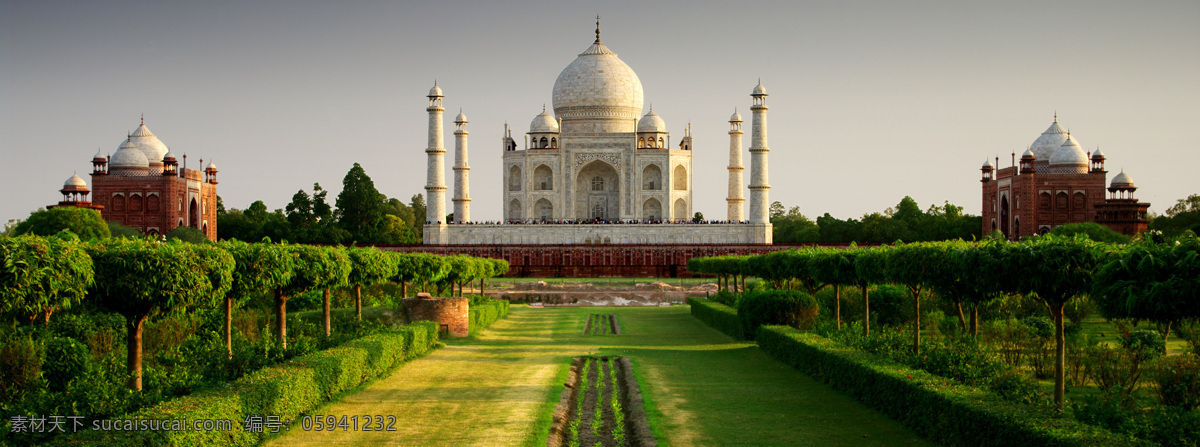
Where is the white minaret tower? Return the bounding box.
[727,108,745,222]
[749,80,771,227]
[453,109,471,223]
[424,82,448,242]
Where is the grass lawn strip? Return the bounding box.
[269,305,927,446]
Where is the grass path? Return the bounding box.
[267,305,930,446]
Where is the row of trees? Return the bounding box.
[1,234,508,390]
[689,232,1200,409]
[770,196,982,243]
[217,163,426,244]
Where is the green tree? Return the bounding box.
[692,212,704,223]
[346,246,398,320]
[1093,233,1200,340]
[166,226,209,243]
[809,248,857,330]
[88,239,233,389]
[853,246,891,336]
[1049,222,1131,244]
[410,194,427,238]
[12,207,111,240]
[884,242,940,353]
[107,220,143,239]
[769,201,785,220]
[0,235,94,324]
[393,252,449,297]
[1150,195,1200,237]
[223,240,295,356]
[336,163,385,242]
[1008,234,1104,409]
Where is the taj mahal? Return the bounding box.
[420,20,773,245]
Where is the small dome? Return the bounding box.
[529,108,559,133]
[206,161,217,171]
[1049,135,1089,172]
[752,81,767,96]
[637,110,667,133]
[1111,170,1135,188]
[1022,148,1035,158]
[110,139,149,168]
[163,150,177,162]
[93,149,106,161]
[428,82,443,97]
[129,121,169,165]
[1030,118,1069,161]
[982,159,994,168]
[63,174,87,189]
[730,109,742,122]
[455,111,468,123]
[1092,147,1105,159]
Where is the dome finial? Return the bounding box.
[1053,111,1057,123]
[595,15,601,44]
[542,104,546,113]
[140,113,144,125]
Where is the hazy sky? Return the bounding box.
[3,0,1198,226]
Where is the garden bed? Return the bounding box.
[584,314,620,335]
[548,356,654,447]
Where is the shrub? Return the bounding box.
[42,335,91,392]
[467,295,510,334]
[710,290,738,307]
[869,284,911,327]
[1152,353,1200,410]
[687,298,743,340]
[989,368,1046,407]
[916,337,1005,387]
[736,289,817,339]
[0,335,43,404]
[756,325,1149,446]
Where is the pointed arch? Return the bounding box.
[642,198,662,220]
[533,165,553,190]
[673,165,687,190]
[673,198,687,220]
[535,198,553,221]
[508,165,522,191]
[642,164,662,190]
[508,199,523,221]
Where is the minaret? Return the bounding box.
[424,81,447,229]
[453,110,471,223]
[749,81,771,226]
[727,108,745,222]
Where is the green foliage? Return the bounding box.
[467,295,510,334]
[107,220,144,239]
[0,235,94,322]
[223,240,296,305]
[165,226,209,243]
[1093,233,1200,326]
[11,207,111,241]
[67,322,439,446]
[772,197,980,243]
[42,335,90,391]
[392,252,450,294]
[1150,194,1200,237]
[1074,385,1200,447]
[870,285,912,327]
[346,246,397,288]
[0,334,43,404]
[687,298,744,340]
[755,326,1149,447]
[284,245,351,296]
[736,289,818,339]
[87,239,227,320]
[336,163,386,242]
[1050,222,1132,244]
[1152,353,1200,410]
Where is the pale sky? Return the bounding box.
[3,0,1198,226]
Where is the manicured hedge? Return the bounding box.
[468,297,510,334]
[687,298,744,340]
[69,322,439,446]
[755,325,1152,447]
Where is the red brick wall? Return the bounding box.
[402,297,468,337]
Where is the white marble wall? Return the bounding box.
[431,223,772,245]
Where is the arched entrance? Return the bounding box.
[999,195,1010,239]
[189,198,199,228]
[575,160,619,221]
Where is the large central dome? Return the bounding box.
[551,31,644,129]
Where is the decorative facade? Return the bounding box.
[422,21,772,245]
[52,118,219,240]
[980,116,1149,239]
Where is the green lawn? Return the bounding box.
[267,305,929,446]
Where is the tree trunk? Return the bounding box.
[1051,303,1066,410]
[400,281,407,299]
[42,308,53,325]
[224,296,233,358]
[835,284,842,330]
[912,287,921,354]
[126,314,147,391]
[970,305,979,337]
[275,289,288,350]
[955,301,968,334]
[481,277,487,297]
[862,284,870,336]
[355,285,362,321]
[323,288,331,337]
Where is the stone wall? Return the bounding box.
[427,222,771,245]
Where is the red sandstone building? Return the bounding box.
[980,116,1148,239]
[53,118,218,240]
